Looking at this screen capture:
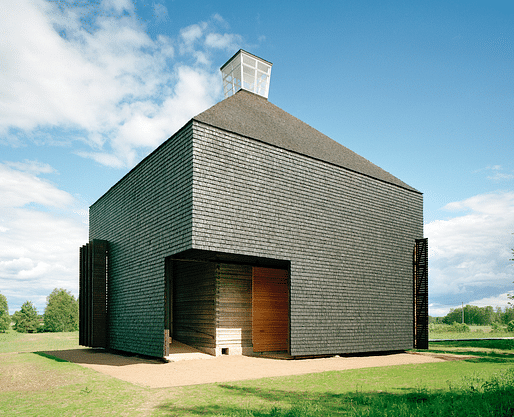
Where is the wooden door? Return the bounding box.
[252,267,289,352]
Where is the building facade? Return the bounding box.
[80,66,428,358]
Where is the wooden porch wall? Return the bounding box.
[215,264,253,353]
[173,261,216,349]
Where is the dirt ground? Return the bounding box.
[44,342,446,389]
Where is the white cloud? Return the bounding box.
[104,0,134,14]
[0,1,246,314]
[431,292,514,318]
[0,163,88,314]
[469,292,514,310]
[0,0,242,168]
[180,23,207,49]
[4,160,56,175]
[477,165,514,181]
[0,163,75,208]
[426,191,514,315]
[205,33,243,50]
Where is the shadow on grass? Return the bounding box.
[34,348,164,366]
[421,339,514,365]
[155,382,514,416]
[34,352,69,363]
[430,339,514,350]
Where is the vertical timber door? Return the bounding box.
[252,267,289,352]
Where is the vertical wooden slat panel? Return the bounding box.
[79,240,108,348]
[173,261,216,348]
[216,264,252,352]
[79,245,86,346]
[414,238,428,349]
[252,267,289,352]
[91,240,108,348]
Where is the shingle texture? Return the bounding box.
[89,125,193,357]
[194,90,418,192]
[88,91,423,358]
[191,121,423,356]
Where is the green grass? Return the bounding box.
[429,324,514,340]
[0,329,79,353]
[1,331,514,416]
[430,331,513,340]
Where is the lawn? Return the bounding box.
[429,324,514,340]
[1,331,513,416]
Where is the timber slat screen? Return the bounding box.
[252,267,289,352]
[173,261,217,349]
[216,264,252,352]
[79,240,108,348]
[414,238,428,349]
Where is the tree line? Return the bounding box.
[0,289,78,333]
[431,304,514,326]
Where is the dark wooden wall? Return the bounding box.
[173,260,216,349]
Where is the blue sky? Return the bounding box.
[1,0,513,316]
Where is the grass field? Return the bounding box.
[1,330,514,416]
[429,323,514,340]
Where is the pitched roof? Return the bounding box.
[194,90,419,193]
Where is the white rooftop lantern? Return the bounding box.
[221,50,272,99]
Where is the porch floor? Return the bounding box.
[165,340,214,362]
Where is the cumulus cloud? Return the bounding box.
[0,0,247,314]
[0,163,88,314]
[426,191,514,315]
[0,0,242,168]
[0,162,74,208]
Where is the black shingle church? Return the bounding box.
[80,50,428,359]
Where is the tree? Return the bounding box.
[442,308,464,325]
[0,293,10,332]
[502,307,514,324]
[510,245,514,304]
[12,301,40,333]
[44,288,79,332]
[442,305,496,326]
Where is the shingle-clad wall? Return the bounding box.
[89,124,194,358]
[192,121,423,356]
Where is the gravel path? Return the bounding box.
[45,343,445,389]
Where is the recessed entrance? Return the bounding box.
[165,252,290,356]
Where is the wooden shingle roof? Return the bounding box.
[194,90,419,192]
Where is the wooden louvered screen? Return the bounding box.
[216,264,253,351]
[414,238,428,349]
[173,261,216,349]
[79,240,108,348]
[252,267,289,352]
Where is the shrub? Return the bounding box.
[429,323,452,333]
[507,320,514,333]
[450,322,470,333]
[491,322,503,332]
